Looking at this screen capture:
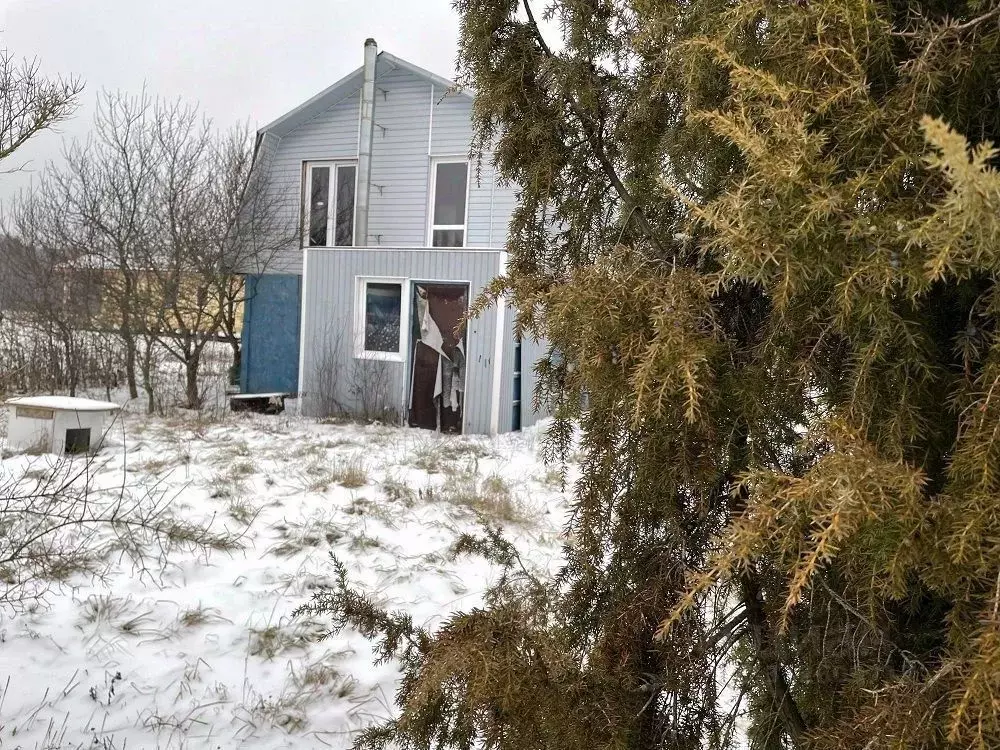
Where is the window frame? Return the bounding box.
[426,158,471,248]
[303,161,358,248]
[354,276,410,362]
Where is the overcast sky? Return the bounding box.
[0,0,464,202]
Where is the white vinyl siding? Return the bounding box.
[263,89,362,272]
[256,64,519,273]
[301,247,505,433]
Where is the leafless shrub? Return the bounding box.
[347,358,397,424]
[0,262,127,400]
[0,452,244,613]
[312,326,347,418]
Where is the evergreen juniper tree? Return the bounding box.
[300,1,1000,747]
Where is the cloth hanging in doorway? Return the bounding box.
[415,286,465,412]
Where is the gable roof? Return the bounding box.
[259,51,473,139]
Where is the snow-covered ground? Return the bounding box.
[0,409,570,749]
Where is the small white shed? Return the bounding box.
[4,396,121,455]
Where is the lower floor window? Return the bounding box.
[361,281,403,356]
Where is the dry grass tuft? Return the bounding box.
[345,496,398,524]
[227,497,260,526]
[349,531,383,552]
[381,473,416,505]
[267,512,343,557]
[79,593,158,636]
[335,456,368,488]
[410,437,495,474]
[228,458,256,477]
[248,619,324,660]
[178,603,230,628]
[291,654,357,697]
[138,456,177,476]
[425,467,537,524]
[300,456,368,491]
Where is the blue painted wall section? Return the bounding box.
[241,274,302,394]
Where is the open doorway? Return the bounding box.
[407,283,469,433]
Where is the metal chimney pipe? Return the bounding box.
[355,38,377,247]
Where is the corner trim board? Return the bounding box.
[489,251,509,435]
[296,249,309,413]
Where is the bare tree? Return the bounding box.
[142,108,292,409]
[2,191,91,396]
[50,90,160,401]
[2,87,290,412]
[0,50,83,168]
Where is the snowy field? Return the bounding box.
[0,408,570,749]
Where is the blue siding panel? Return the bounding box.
[241,274,302,394]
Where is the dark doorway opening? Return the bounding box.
[65,428,91,454]
[408,283,469,434]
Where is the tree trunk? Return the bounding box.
[185,353,201,410]
[140,339,156,414]
[229,336,241,387]
[62,331,77,397]
[122,327,138,399]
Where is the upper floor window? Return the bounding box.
[305,162,356,247]
[429,160,469,247]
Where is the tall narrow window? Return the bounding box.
[304,162,356,247]
[429,161,468,247]
[307,165,330,247]
[335,165,357,246]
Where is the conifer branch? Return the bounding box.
[893,3,1000,39]
[521,0,667,257]
[740,572,808,747]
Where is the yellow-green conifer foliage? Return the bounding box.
[301,2,1000,748]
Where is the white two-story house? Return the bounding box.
[241,39,546,434]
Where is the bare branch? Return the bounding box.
[0,50,83,167]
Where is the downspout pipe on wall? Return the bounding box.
[355,38,378,247]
